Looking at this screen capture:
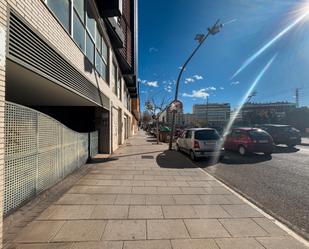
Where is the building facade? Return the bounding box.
[193,103,230,128]
[0,0,140,242]
[241,102,296,124]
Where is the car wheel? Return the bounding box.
[238,146,247,156]
[190,150,197,161]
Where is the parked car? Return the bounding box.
[175,128,224,161]
[224,128,273,156]
[258,124,301,147]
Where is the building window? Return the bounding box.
[46,0,109,83]
[74,0,84,20]
[86,32,94,64]
[86,1,96,38]
[111,62,117,95]
[118,73,122,100]
[47,0,71,32]
[73,11,85,51]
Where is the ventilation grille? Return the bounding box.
[8,11,107,108]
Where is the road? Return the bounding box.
[196,144,309,240]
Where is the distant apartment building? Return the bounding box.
[182,113,196,126]
[159,108,184,127]
[241,102,296,123]
[0,0,140,235]
[193,103,231,128]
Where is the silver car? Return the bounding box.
[175,128,224,161]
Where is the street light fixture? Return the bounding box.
[168,19,223,150]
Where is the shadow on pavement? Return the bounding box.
[219,152,272,165]
[156,150,198,169]
[273,145,299,154]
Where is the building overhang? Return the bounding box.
[95,0,122,18]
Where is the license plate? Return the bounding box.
[259,140,268,143]
[204,141,216,145]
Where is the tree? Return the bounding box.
[142,111,152,125]
[145,96,171,144]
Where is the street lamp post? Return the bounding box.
[168,19,223,150]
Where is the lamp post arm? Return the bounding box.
[174,32,210,100]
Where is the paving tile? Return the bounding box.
[146,195,175,205]
[52,220,107,242]
[147,219,190,239]
[223,195,245,204]
[68,186,132,194]
[85,174,114,179]
[167,181,189,187]
[187,181,211,187]
[162,205,198,218]
[56,194,116,205]
[171,239,220,249]
[102,220,146,240]
[199,195,231,204]
[173,176,194,181]
[37,206,57,220]
[115,194,146,205]
[154,175,175,181]
[16,243,72,249]
[45,205,95,220]
[121,180,145,186]
[71,241,123,249]
[134,175,155,180]
[144,180,168,187]
[184,219,230,238]
[256,237,309,249]
[181,187,207,194]
[15,221,65,242]
[90,205,129,219]
[132,186,157,194]
[157,187,182,194]
[193,205,231,218]
[173,195,203,205]
[219,218,268,237]
[191,176,215,181]
[112,174,134,180]
[215,238,265,249]
[129,205,163,219]
[252,218,287,236]
[123,240,172,249]
[222,204,264,218]
[204,187,232,195]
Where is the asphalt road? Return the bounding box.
[196,144,309,240]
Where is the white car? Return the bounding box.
[175,128,224,161]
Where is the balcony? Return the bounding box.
[105,17,125,48]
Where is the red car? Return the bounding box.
[224,128,273,156]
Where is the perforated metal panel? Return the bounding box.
[4,102,98,215]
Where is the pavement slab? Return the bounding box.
[8,131,309,249]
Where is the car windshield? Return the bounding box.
[248,130,270,139]
[195,130,220,140]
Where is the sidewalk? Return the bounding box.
[11,131,308,249]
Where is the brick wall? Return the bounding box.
[0,0,7,247]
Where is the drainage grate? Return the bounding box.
[141,155,154,159]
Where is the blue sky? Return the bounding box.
[138,0,309,113]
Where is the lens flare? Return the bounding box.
[231,13,308,79]
[210,54,278,165]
